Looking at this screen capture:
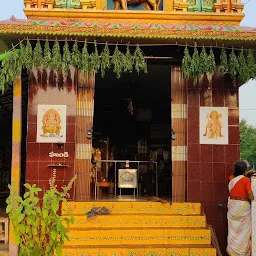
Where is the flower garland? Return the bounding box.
[0,39,148,93]
[181,46,256,86]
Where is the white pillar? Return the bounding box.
[251,176,256,256]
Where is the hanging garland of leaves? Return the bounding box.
[62,40,72,75]
[219,47,228,75]
[0,39,148,93]
[100,42,111,78]
[181,45,256,86]
[238,49,250,83]
[181,46,192,80]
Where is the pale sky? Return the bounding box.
[0,0,256,125]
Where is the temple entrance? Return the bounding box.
[92,62,171,200]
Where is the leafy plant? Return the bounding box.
[24,39,33,72]
[100,42,111,78]
[6,176,76,256]
[181,46,192,80]
[219,47,228,75]
[62,40,72,75]
[199,46,208,75]
[43,40,52,69]
[51,40,62,72]
[33,40,43,69]
[90,41,101,74]
[206,47,216,82]
[247,49,256,79]
[112,45,125,79]
[124,45,134,73]
[238,49,250,83]
[191,46,200,85]
[71,40,81,69]
[81,41,91,75]
[133,45,147,74]
[228,48,239,79]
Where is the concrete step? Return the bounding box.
[66,228,211,246]
[63,202,202,216]
[67,215,207,229]
[62,245,216,256]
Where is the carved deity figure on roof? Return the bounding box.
[114,0,162,10]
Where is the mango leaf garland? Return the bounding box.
[100,42,110,78]
[133,45,147,74]
[238,49,250,83]
[191,46,200,85]
[247,49,256,79]
[24,39,33,72]
[62,40,71,75]
[181,46,192,80]
[90,41,101,73]
[219,47,228,75]
[51,40,62,72]
[112,45,125,79]
[124,45,134,73]
[81,41,91,74]
[33,40,43,68]
[228,48,239,79]
[71,41,81,69]
[43,40,52,69]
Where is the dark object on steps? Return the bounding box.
[86,207,111,219]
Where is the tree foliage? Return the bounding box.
[240,119,256,166]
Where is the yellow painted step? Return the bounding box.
[68,215,206,229]
[62,246,216,256]
[63,202,201,216]
[66,228,211,246]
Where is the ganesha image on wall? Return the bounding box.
[40,108,63,138]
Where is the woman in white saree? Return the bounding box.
[227,161,254,256]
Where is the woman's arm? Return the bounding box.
[248,191,254,201]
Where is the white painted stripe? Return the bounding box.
[76,143,92,160]
[172,146,187,161]
[172,104,187,119]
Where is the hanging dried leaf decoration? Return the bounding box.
[62,40,71,75]
[238,49,250,83]
[24,39,33,72]
[33,39,43,69]
[247,49,256,79]
[124,45,134,73]
[71,40,81,69]
[81,41,91,74]
[219,47,228,75]
[43,40,52,69]
[199,46,208,75]
[112,45,125,79]
[228,48,239,79]
[51,40,62,72]
[181,46,192,80]
[100,42,110,78]
[0,69,5,94]
[206,47,216,76]
[191,46,200,85]
[19,40,26,69]
[133,45,147,74]
[90,41,101,73]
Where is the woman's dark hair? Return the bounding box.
[234,161,247,177]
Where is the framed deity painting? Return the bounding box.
[36,105,67,143]
[199,107,229,145]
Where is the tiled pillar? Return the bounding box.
[75,72,95,201]
[9,76,22,256]
[171,66,187,202]
[252,176,256,256]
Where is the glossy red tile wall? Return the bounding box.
[187,76,240,253]
[26,72,76,199]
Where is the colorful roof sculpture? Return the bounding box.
[0,16,256,43]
